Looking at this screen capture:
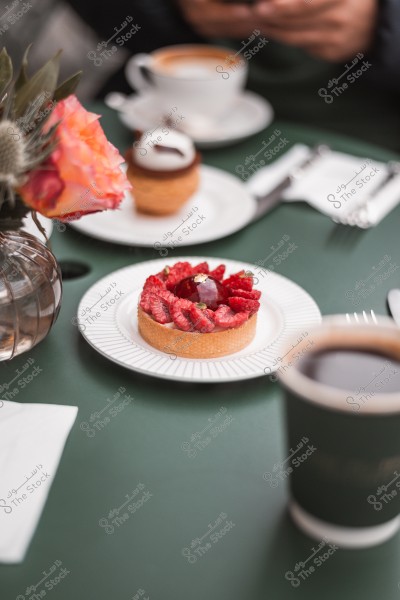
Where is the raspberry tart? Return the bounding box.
[138,261,261,358]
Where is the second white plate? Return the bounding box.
[69,165,256,248]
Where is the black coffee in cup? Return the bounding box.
[299,348,400,394]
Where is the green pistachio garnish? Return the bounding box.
[196,302,207,310]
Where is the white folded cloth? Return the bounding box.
[246,144,400,227]
[0,400,78,564]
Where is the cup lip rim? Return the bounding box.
[148,44,247,81]
[278,315,400,415]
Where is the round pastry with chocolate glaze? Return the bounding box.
[137,261,261,358]
[126,127,200,215]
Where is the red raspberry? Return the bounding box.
[150,294,173,324]
[228,288,261,300]
[209,264,225,281]
[155,270,165,280]
[140,283,164,312]
[214,305,249,328]
[228,296,260,314]
[140,286,172,314]
[139,290,155,313]
[191,261,209,275]
[157,289,176,305]
[170,298,194,331]
[143,275,164,291]
[165,262,193,290]
[222,270,253,291]
[226,278,253,291]
[189,304,215,333]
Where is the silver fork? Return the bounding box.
[345,310,378,325]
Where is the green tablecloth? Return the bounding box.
[1,105,400,600]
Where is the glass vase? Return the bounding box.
[0,230,62,361]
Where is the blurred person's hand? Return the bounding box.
[178,0,378,62]
[254,0,378,61]
[177,0,259,39]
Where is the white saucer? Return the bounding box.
[69,165,257,247]
[77,256,321,383]
[118,91,274,149]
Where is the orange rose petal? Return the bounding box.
[19,95,131,220]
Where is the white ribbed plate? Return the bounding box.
[77,257,321,383]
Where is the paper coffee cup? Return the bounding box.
[279,316,400,548]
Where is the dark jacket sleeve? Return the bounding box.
[369,0,400,91]
[66,0,202,54]
[66,0,204,97]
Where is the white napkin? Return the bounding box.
[246,144,400,226]
[0,400,78,564]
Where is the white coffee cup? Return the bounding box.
[125,44,248,124]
